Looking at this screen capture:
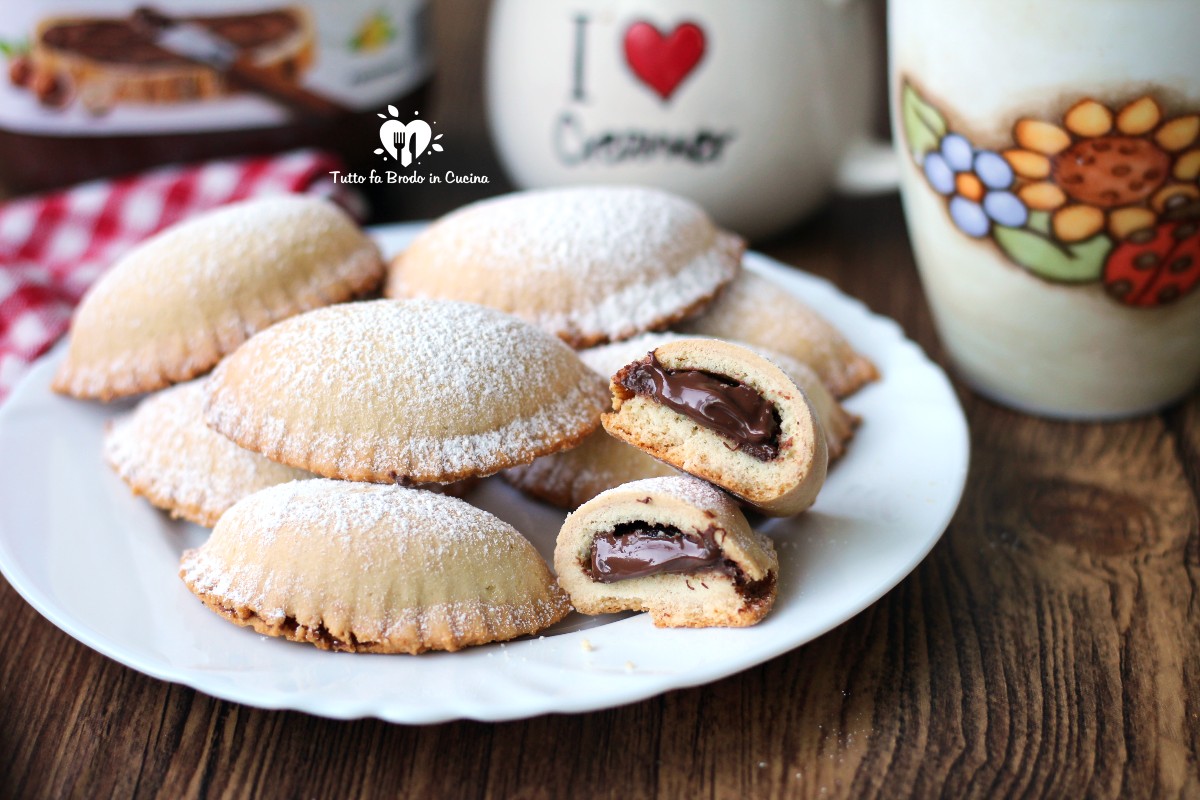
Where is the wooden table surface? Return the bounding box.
[2,5,1198,798]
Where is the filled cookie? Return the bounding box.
[385,186,743,347]
[602,339,828,517]
[554,476,777,628]
[589,334,856,461]
[54,195,384,401]
[204,298,609,483]
[505,332,855,510]
[504,426,680,511]
[677,270,878,398]
[104,380,313,527]
[180,480,572,653]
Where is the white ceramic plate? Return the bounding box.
[0,223,969,724]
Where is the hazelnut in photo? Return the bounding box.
[7,55,33,88]
[31,68,72,109]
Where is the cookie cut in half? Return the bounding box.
[204,299,609,483]
[505,332,856,510]
[54,195,384,401]
[677,270,878,398]
[385,186,743,347]
[603,339,829,517]
[591,334,857,461]
[180,480,571,653]
[104,380,313,527]
[554,476,778,627]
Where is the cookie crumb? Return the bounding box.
[580,638,594,652]
[624,660,636,672]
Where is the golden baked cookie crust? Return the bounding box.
[679,270,878,398]
[53,196,384,401]
[181,480,571,653]
[204,298,610,483]
[505,332,856,510]
[104,379,311,527]
[603,339,829,517]
[386,186,743,347]
[554,476,778,628]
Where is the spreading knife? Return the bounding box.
[131,7,345,120]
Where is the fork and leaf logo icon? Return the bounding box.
[375,107,444,167]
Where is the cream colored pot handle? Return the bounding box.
[835,138,900,195]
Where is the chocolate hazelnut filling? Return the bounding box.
[41,11,300,67]
[588,522,725,582]
[735,569,776,606]
[585,522,774,601]
[618,354,780,460]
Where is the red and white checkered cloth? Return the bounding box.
[0,149,361,400]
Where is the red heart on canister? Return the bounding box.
[623,21,706,101]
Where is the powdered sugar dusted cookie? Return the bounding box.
[181,480,571,653]
[104,380,312,527]
[603,339,828,517]
[205,299,609,483]
[385,186,743,347]
[54,196,384,401]
[677,270,878,398]
[554,476,777,628]
[504,332,856,509]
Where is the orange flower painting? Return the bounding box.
[902,82,1200,308]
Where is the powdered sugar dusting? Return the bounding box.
[390,186,741,343]
[584,332,814,388]
[413,186,710,276]
[581,333,684,376]
[86,195,367,304]
[104,379,311,525]
[205,299,608,480]
[180,480,569,647]
[215,480,515,554]
[678,270,877,396]
[58,194,383,399]
[531,261,727,346]
[597,475,735,515]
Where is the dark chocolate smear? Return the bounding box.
[43,11,298,66]
[620,353,780,460]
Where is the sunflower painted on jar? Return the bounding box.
[1004,97,1200,242]
[902,80,1200,308]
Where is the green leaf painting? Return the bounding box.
[900,82,1197,304]
[0,39,29,58]
[901,82,947,161]
[993,212,1111,283]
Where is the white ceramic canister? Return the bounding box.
[486,0,888,240]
